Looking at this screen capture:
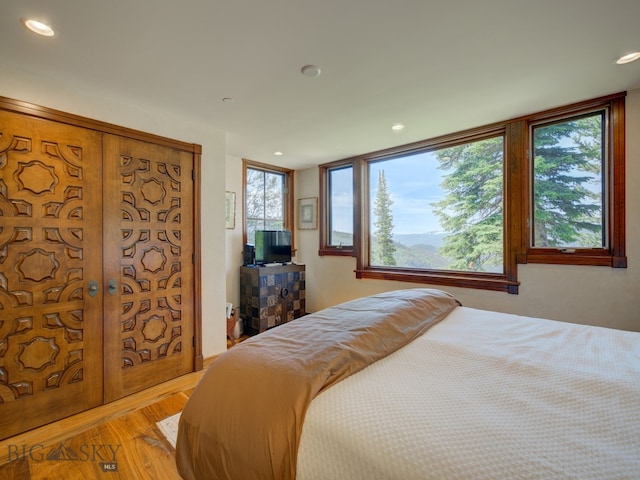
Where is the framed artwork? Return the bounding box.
[298,197,318,230]
[225,191,236,229]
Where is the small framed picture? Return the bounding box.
[225,191,236,229]
[298,197,318,230]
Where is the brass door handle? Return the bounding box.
[107,278,118,295]
[88,280,99,297]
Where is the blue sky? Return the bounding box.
[331,151,446,235]
[370,151,445,234]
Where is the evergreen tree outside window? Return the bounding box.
[371,170,396,266]
[368,137,503,273]
[319,92,626,293]
[531,111,606,249]
[433,137,504,272]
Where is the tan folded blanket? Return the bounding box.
[176,288,459,480]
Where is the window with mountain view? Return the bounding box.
[319,161,354,256]
[368,136,504,273]
[328,165,353,248]
[320,93,626,293]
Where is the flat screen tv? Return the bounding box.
[254,230,292,264]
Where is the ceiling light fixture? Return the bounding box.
[274,151,284,156]
[23,18,55,37]
[300,65,321,78]
[222,97,234,104]
[616,52,640,65]
[391,123,405,132]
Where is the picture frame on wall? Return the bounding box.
[225,191,236,229]
[298,197,318,230]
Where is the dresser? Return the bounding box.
[239,264,305,334]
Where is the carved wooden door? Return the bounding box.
[102,135,195,402]
[0,111,104,439]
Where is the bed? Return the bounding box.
[176,288,640,480]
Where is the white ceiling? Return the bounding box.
[2,0,640,170]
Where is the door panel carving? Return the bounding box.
[0,111,103,439]
[103,135,194,402]
[0,100,199,439]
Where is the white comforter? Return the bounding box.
[297,306,640,479]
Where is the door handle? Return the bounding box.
[107,278,118,296]
[88,280,99,297]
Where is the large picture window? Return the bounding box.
[319,93,626,293]
[368,136,504,273]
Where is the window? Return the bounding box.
[523,99,626,268]
[531,112,606,249]
[368,136,504,273]
[243,159,293,246]
[353,126,516,293]
[320,93,626,293]
[319,161,354,255]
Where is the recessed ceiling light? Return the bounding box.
[391,123,405,132]
[222,97,234,104]
[300,65,321,78]
[23,19,55,37]
[616,52,640,65]
[274,151,284,156]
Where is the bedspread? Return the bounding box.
[297,306,640,479]
[176,288,459,480]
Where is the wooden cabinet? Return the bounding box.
[239,264,305,334]
[0,97,201,439]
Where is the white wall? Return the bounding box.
[2,70,229,358]
[293,88,640,333]
[225,155,244,309]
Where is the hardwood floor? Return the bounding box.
[0,357,217,480]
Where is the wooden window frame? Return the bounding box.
[319,159,355,257]
[318,92,626,294]
[242,159,295,250]
[353,125,520,294]
[518,95,626,268]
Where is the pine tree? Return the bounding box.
[432,138,504,271]
[431,114,603,271]
[532,116,603,247]
[372,170,396,265]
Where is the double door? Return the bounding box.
[0,108,198,439]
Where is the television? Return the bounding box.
[254,230,292,264]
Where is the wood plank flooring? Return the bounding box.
[0,357,216,480]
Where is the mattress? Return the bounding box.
[296,306,640,479]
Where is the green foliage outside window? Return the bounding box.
[532,113,604,248]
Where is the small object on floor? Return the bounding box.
[156,412,181,449]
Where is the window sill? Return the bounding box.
[318,248,354,257]
[355,267,519,294]
[519,252,627,268]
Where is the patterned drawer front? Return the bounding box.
[240,265,305,333]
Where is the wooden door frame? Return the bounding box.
[0,96,204,373]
